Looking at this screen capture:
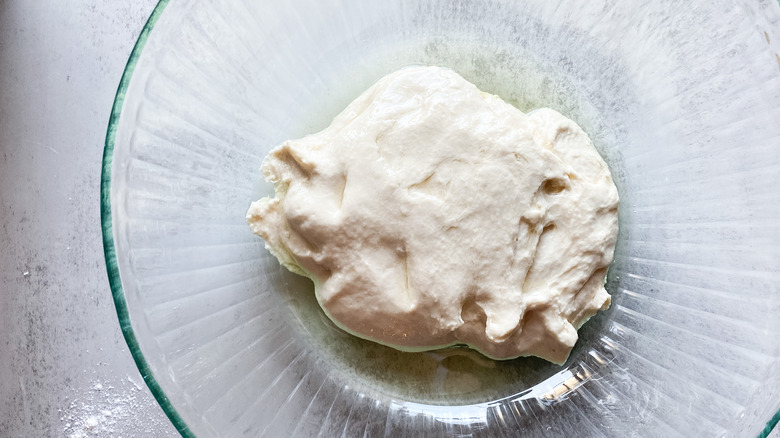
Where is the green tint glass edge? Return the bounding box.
[99,0,780,437]
[761,408,780,438]
[100,0,194,437]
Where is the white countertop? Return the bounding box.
[1,1,177,436]
[0,2,777,437]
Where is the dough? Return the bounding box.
[247,66,619,364]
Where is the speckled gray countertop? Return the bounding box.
[0,2,778,438]
[0,1,178,436]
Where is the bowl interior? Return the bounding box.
[104,0,780,436]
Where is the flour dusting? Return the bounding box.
[60,376,167,437]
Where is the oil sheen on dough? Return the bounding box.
[247,66,619,364]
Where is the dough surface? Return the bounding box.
[247,66,619,363]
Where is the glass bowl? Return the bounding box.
[101,0,780,436]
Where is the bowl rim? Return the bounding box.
[100,0,195,437]
[99,1,780,437]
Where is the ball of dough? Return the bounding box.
[247,66,619,364]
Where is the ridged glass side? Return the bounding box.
[100,1,196,437]
[103,0,780,436]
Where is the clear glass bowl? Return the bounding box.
[101,0,780,436]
